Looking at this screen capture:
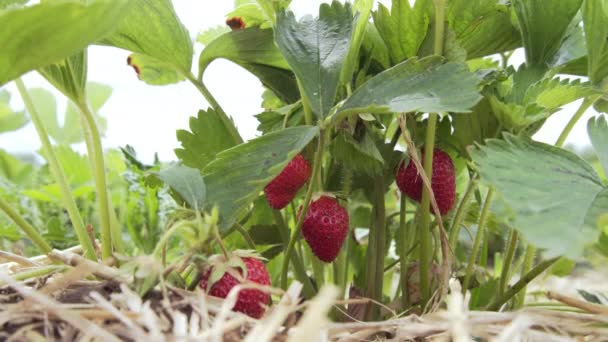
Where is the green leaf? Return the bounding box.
[199,27,298,103]
[447,0,521,59]
[99,0,193,72]
[588,115,608,176]
[28,88,60,140]
[337,56,482,116]
[227,3,270,28]
[549,21,587,69]
[582,0,608,85]
[452,98,501,158]
[0,0,129,86]
[523,78,602,109]
[175,109,238,170]
[0,149,33,185]
[197,25,230,46]
[127,53,185,86]
[471,134,605,258]
[52,146,92,185]
[38,50,87,103]
[249,224,283,245]
[330,129,384,175]
[203,126,319,231]
[372,0,431,65]
[255,102,304,133]
[513,0,582,66]
[0,91,28,134]
[275,1,354,117]
[340,0,374,83]
[0,0,27,10]
[151,164,206,210]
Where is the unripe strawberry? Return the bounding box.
[200,257,271,319]
[302,196,349,263]
[395,148,456,215]
[264,154,311,210]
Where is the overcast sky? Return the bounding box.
[0,0,597,163]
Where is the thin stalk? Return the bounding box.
[480,229,490,268]
[153,221,194,257]
[0,265,68,286]
[515,245,536,308]
[273,210,314,296]
[76,101,113,260]
[234,223,256,250]
[15,79,97,261]
[368,175,386,320]
[448,176,478,249]
[419,114,438,307]
[399,195,411,308]
[499,229,519,295]
[311,253,326,286]
[185,71,242,145]
[487,257,559,311]
[555,97,597,147]
[335,168,353,295]
[433,0,447,56]
[280,131,325,289]
[462,188,495,293]
[297,80,314,126]
[365,208,377,307]
[0,196,52,254]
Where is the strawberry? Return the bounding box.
[200,257,271,319]
[302,195,349,263]
[395,148,456,215]
[264,154,311,210]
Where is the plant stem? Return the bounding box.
[487,257,559,311]
[234,223,256,250]
[448,175,478,249]
[0,196,52,255]
[419,114,438,307]
[462,188,495,293]
[367,175,386,320]
[555,97,597,147]
[297,80,314,126]
[273,210,314,296]
[515,245,536,308]
[335,169,353,295]
[76,101,113,260]
[280,131,325,290]
[186,71,242,145]
[0,265,68,286]
[433,0,446,56]
[399,195,411,308]
[311,253,326,286]
[499,228,519,295]
[153,221,194,257]
[15,79,97,261]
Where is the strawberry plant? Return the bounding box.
[1,0,608,338]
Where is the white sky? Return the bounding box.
[0,0,597,163]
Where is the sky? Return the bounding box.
[0,0,598,163]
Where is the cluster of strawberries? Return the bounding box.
[201,147,456,319]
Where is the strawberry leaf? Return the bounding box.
[203,126,319,232]
[99,0,193,73]
[148,164,206,211]
[523,78,601,109]
[513,0,582,66]
[0,0,129,86]
[340,0,374,84]
[197,25,230,46]
[275,1,354,117]
[336,56,482,117]
[38,51,87,103]
[175,109,238,170]
[127,53,185,86]
[471,134,606,259]
[0,90,28,134]
[208,264,228,290]
[582,0,608,85]
[588,115,608,176]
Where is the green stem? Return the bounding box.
[0,196,52,255]
[555,97,597,147]
[311,253,325,286]
[399,195,411,308]
[153,221,194,257]
[76,101,113,260]
[15,79,97,261]
[499,229,519,295]
[368,175,386,320]
[515,245,536,308]
[273,210,314,296]
[186,71,243,145]
[335,169,353,295]
[448,175,478,249]
[280,131,325,290]
[487,257,559,311]
[462,188,495,293]
[0,265,69,286]
[297,80,314,126]
[480,228,490,268]
[419,113,438,307]
[234,223,256,250]
[433,0,447,56]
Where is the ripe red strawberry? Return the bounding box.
[395,148,456,215]
[200,257,271,319]
[302,196,349,263]
[264,154,311,210]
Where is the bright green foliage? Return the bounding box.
[0,150,33,186]
[0,0,129,86]
[550,21,586,69]
[38,50,88,103]
[199,27,298,103]
[582,0,608,85]
[127,53,185,86]
[337,56,482,116]
[471,134,606,259]
[588,115,608,176]
[149,165,206,211]
[447,0,521,59]
[0,0,27,10]
[524,78,602,108]
[100,0,193,73]
[275,1,354,117]
[197,26,230,46]
[175,109,238,171]
[227,3,270,28]
[340,0,374,83]
[372,0,431,65]
[0,90,28,134]
[255,102,304,133]
[203,126,319,231]
[513,0,582,66]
